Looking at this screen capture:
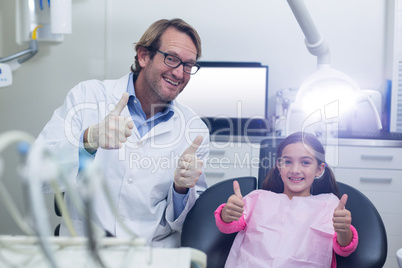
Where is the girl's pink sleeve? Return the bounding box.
[333,225,358,257]
[214,203,247,234]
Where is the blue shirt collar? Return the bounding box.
[127,72,174,117]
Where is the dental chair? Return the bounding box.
[334,182,387,267]
[181,176,257,268]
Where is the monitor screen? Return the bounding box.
[176,62,269,119]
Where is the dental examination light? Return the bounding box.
[285,0,382,137]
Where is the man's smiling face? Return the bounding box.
[141,27,197,103]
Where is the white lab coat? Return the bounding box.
[34,74,210,247]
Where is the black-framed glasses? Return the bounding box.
[156,50,200,75]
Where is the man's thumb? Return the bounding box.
[110,92,129,116]
[233,180,243,199]
[183,135,203,155]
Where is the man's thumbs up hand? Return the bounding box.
[174,135,204,193]
[333,194,353,246]
[221,180,245,223]
[86,93,134,150]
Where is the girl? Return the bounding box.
[215,132,358,267]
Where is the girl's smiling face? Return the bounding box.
[277,142,326,199]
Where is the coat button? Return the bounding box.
[127,177,133,184]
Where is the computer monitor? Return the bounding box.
[176,62,270,136]
[177,62,268,119]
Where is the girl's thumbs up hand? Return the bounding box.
[333,194,353,246]
[221,180,245,223]
[233,180,243,199]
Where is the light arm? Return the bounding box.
[286,0,330,67]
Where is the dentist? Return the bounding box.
[34,18,209,247]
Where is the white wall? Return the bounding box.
[106,0,389,116]
[0,0,391,235]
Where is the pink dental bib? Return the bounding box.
[225,190,339,268]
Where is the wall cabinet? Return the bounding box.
[331,145,402,268]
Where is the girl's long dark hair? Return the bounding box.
[261,132,340,198]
